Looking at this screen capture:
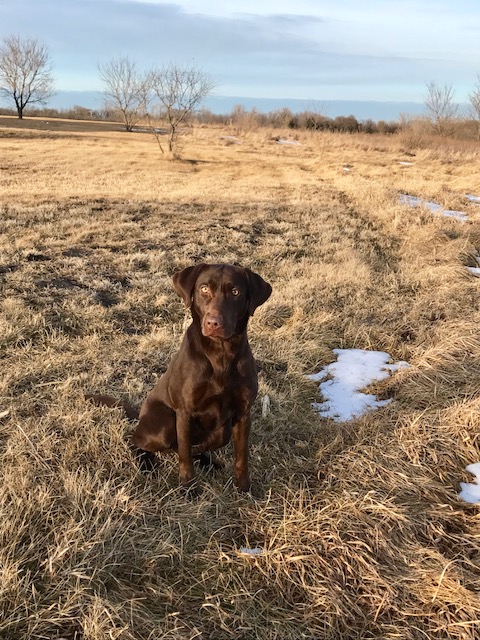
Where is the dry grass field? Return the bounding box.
[1,115,480,639]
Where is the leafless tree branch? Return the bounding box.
[424,82,458,135]
[149,64,215,157]
[0,35,54,119]
[468,75,480,140]
[98,56,149,132]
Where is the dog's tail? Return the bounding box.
[85,394,139,421]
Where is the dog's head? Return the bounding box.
[173,263,272,339]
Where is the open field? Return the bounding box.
[1,117,480,639]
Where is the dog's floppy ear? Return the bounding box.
[173,263,207,307]
[243,267,272,315]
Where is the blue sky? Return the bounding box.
[1,0,479,105]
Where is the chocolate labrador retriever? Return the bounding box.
[89,263,271,492]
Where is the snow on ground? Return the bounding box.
[307,349,409,422]
[399,161,414,166]
[399,194,469,222]
[458,463,480,504]
[261,395,271,417]
[467,255,480,277]
[465,194,480,203]
[276,139,301,145]
[239,547,263,556]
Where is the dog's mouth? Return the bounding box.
[201,320,236,340]
[201,325,231,339]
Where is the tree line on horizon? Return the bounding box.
[1,34,480,148]
[0,100,401,135]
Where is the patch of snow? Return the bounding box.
[239,547,263,556]
[399,194,422,207]
[399,194,468,223]
[135,126,166,134]
[399,161,414,166]
[442,209,469,222]
[458,463,480,504]
[307,349,409,422]
[261,395,271,418]
[465,255,480,276]
[276,139,301,145]
[343,166,351,172]
[465,194,480,203]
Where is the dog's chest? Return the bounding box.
[191,362,251,420]
[197,369,239,409]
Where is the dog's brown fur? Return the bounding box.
[88,263,271,492]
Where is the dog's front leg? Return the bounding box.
[232,414,251,492]
[176,409,196,490]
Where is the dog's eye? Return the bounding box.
[231,287,240,296]
[200,285,210,295]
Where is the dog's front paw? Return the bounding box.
[235,474,251,493]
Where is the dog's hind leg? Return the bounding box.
[131,397,177,453]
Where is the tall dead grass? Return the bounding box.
[1,119,480,638]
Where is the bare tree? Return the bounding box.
[468,75,480,140]
[424,82,458,135]
[98,56,149,131]
[230,104,262,133]
[300,100,327,130]
[149,64,214,156]
[0,35,54,119]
